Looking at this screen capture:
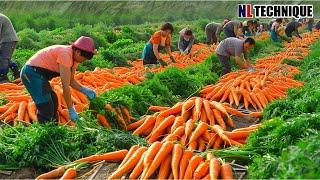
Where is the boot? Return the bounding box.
[0,74,9,83]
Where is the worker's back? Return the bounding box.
[0,13,19,43]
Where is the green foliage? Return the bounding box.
[248,133,320,179]
[0,114,146,170]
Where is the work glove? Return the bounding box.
[80,86,96,100]
[170,55,176,63]
[68,106,79,121]
[248,67,255,72]
[157,58,168,66]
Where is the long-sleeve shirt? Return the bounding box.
[178,28,194,51]
[223,21,241,36]
[205,23,223,41]
[285,21,301,38]
[0,13,18,43]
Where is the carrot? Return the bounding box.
[194,161,209,179]
[170,116,184,133]
[108,146,147,179]
[17,101,28,121]
[212,109,226,130]
[223,106,246,117]
[248,111,262,118]
[118,145,139,168]
[209,158,221,180]
[205,85,222,100]
[158,102,183,117]
[194,97,203,120]
[206,134,218,149]
[115,107,127,130]
[172,125,185,138]
[220,163,233,179]
[171,144,183,180]
[148,105,170,112]
[36,166,65,180]
[189,122,208,143]
[188,140,198,151]
[0,103,19,120]
[4,113,17,123]
[75,149,128,163]
[213,137,222,149]
[224,130,253,140]
[6,94,30,102]
[60,168,77,180]
[202,131,211,142]
[183,155,203,179]
[144,141,174,179]
[228,93,234,106]
[147,129,165,143]
[133,116,156,136]
[182,99,195,121]
[129,152,146,179]
[203,100,215,125]
[198,137,206,152]
[150,115,175,137]
[206,152,215,161]
[250,92,263,110]
[158,155,172,179]
[127,119,145,131]
[141,141,162,178]
[219,88,231,103]
[24,111,30,124]
[185,119,195,141]
[179,150,194,179]
[121,107,131,122]
[200,107,208,123]
[97,114,111,128]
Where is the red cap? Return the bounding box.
[71,36,97,54]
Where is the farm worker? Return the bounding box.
[205,20,229,44]
[316,21,320,30]
[307,18,314,32]
[0,13,20,83]
[215,37,255,76]
[223,21,243,38]
[20,36,97,123]
[285,21,302,39]
[142,22,175,67]
[270,18,283,42]
[242,20,254,37]
[178,28,194,55]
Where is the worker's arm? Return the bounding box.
[59,65,73,109]
[185,37,194,52]
[152,44,161,59]
[165,45,173,57]
[178,36,184,53]
[295,28,302,38]
[70,66,82,91]
[235,56,246,68]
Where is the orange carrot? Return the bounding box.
[194,161,210,179]
[209,158,221,180]
[59,168,76,180]
[189,122,208,143]
[179,150,194,179]
[183,155,203,179]
[127,119,145,131]
[144,141,174,179]
[36,166,65,180]
[97,114,111,128]
[150,115,175,137]
[148,106,170,112]
[220,163,233,179]
[170,116,184,133]
[133,116,156,136]
[0,103,19,120]
[118,145,139,168]
[188,140,198,151]
[198,137,206,152]
[171,144,183,180]
[108,147,147,179]
[75,149,128,163]
[185,119,195,141]
[212,109,226,130]
[194,97,203,121]
[17,101,27,120]
[203,100,215,125]
[129,152,146,179]
[182,99,195,121]
[158,155,172,179]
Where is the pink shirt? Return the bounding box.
[27,45,76,73]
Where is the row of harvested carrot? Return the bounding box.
[0,43,215,125]
[36,143,236,180]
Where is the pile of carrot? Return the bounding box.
[108,142,234,180]
[200,70,304,111]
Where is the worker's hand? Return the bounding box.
[170,55,176,63]
[68,106,79,121]
[157,58,168,66]
[183,49,189,55]
[80,86,96,100]
[248,67,255,72]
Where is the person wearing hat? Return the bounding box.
[20,36,97,123]
[142,22,175,67]
[178,28,194,55]
[0,13,20,83]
